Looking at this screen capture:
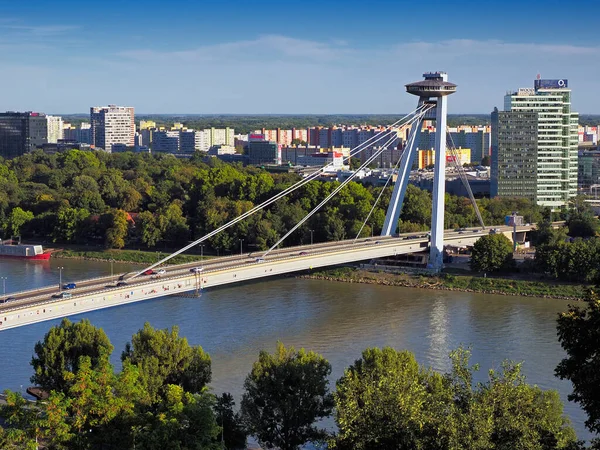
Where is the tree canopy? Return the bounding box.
[241,342,333,450]
[121,322,212,404]
[332,346,579,450]
[556,288,600,435]
[0,149,546,256]
[30,318,114,394]
[470,233,515,273]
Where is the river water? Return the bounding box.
[0,258,593,442]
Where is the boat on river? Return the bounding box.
[0,239,52,260]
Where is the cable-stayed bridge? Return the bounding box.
[0,226,532,331]
[0,71,522,331]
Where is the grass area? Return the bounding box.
[305,267,587,300]
[53,248,208,265]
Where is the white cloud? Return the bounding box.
[118,34,351,64]
[2,24,80,36]
[2,34,599,113]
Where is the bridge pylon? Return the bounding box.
[381,72,457,272]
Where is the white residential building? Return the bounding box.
[46,115,64,143]
[90,105,135,152]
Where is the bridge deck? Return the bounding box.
[0,226,531,331]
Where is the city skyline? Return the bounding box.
[1,0,599,114]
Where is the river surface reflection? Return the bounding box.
[0,258,592,441]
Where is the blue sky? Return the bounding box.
[1,0,599,114]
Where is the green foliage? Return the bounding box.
[0,390,40,449]
[332,346,579,449]
[4,207,34,237]
[30,318,114,394]
[53,206,90,243]
[121,322,211,404]
[0,150,549,259]
[536,236,600,283]
[241,342,333,450]
[470,233,515,273]
[103,209,130,249]
[136,210,163,248]
[214,393,247,449]
[42,356,138,449]
[556,288,600,434]
[133,385,221,450]
[332,347,445,449]
[3,319,222,450]
[401,184,431,227]
[565,196,600,238]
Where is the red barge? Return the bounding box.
[0,240,52,260]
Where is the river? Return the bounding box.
[0,257,593,442]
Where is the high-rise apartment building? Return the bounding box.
[419,126,490,163]
[207,127,234,147]
[0,112,48,159]
[491,78,578,208]
[152,130,180,153]
[63,122,92,144]
[90,105,135,152]
[46,115,64,144]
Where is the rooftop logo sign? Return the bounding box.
[534,79,568,89]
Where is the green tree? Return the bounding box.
[30,318,114,394]
[479,361,577,450]
[158,202,190,243]
[134,385,221,450]
[241,342,333,450]
[5,207,34,237]
[103,208,129,249]
[52,206,90,243]
[332,347,443,449]
[400,184,432,228]
[470,233,514,273]
[136,210,162,248]
[121,322,211,404]
[0,390,41,449]
[332,346,579,450]
[556,288,600,434]
[42,356,140,449]
[214,393,247,450]
[567,211,599,239]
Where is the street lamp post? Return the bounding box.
[371,223,374,238]
[239,239,244,259]
[512,211,518,252]
[199,244,204,265]
[110,259,114,279]
[1,277,6,298]
[310,230,314,246]
[58,266,64,291]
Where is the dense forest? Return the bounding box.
[0,149,544,255]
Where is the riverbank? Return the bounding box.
[53,248,207,265]
[300,267,587,300]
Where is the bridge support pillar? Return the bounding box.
[429,90,448,271]
[381,72,456,272]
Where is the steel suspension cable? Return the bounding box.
[447,132,486,228]
[129,106,429,278]
[263,106,434,256]
[353,109,424,241]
